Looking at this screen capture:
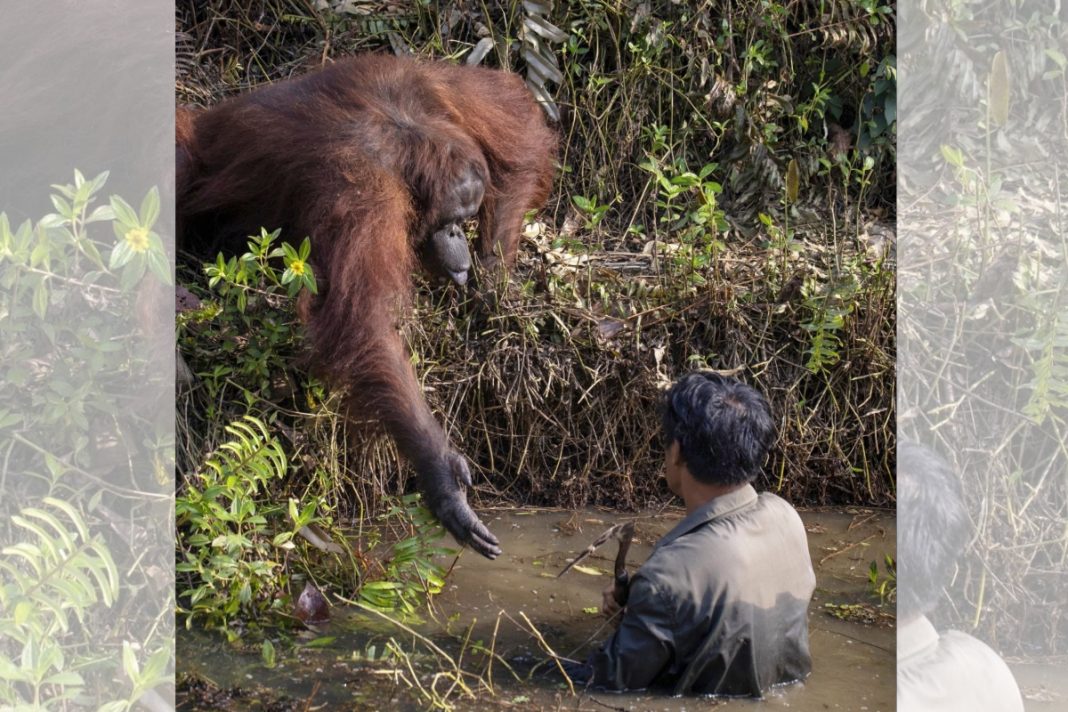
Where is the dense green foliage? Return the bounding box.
[177,232,453,630]
[0,175,172,708]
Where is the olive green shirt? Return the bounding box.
[590,484,816,696]
[897,615,1024,712]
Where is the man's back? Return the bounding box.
[591,485,815,695]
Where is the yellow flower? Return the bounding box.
[290,259,305,276]
[124,227,150,253]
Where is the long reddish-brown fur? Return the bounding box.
[177,53,557,558]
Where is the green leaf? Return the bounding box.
[32,280,48,319]
[90,170,110,194]
[44,670,84,686]
[79,236,105,269]
[940,144,964,168]
[44,497,91,541]
[110,239,133,269]
[262,639,276,668]
[87,204,116,223]
[38,213,65,229]
[30,241,50,268]
[14,599,33,625]
[23,506,75,549]
[272,532,293,547]
[139,186,160,227]
[123,641,140,681]
[301,636,336,648]
[51,194,73,219]
[140,646,171,687]
[298,501,318,526]
[146,245,173,285]
[51,182,76,199]
[1045,48,1067,70]
[109,195,139,226]
[120,256,147,291]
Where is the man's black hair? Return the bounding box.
[660,372,776,486]
[897,441,971,619]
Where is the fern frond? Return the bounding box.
[1020,308,1068,424]
[198,415,288,492]
[0,499,118,629]
[802,271,859,374]
[176,415,291,627]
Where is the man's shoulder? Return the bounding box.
[937,630,1019,677]
[752,491,808,539]
[755,490,804,515]
[900,629,1024,712]
[638,490,808,579]
[672,490,805,545]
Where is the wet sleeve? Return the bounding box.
[589,575,676,690]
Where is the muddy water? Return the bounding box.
[177,507,896,711]
[443,507,897,712]
[1012,662,1068,710]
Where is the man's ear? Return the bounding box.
[669,439,686,467]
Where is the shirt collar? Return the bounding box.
[654,483,759,550]
[898,614,940,662]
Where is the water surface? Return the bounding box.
[178,506,896,711]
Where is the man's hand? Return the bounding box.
[602,583,623,622]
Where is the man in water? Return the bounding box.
[570,372,815,696]
[897,442,1024,711]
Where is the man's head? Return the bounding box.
[897,441,971,620]
[660,372,776,487]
